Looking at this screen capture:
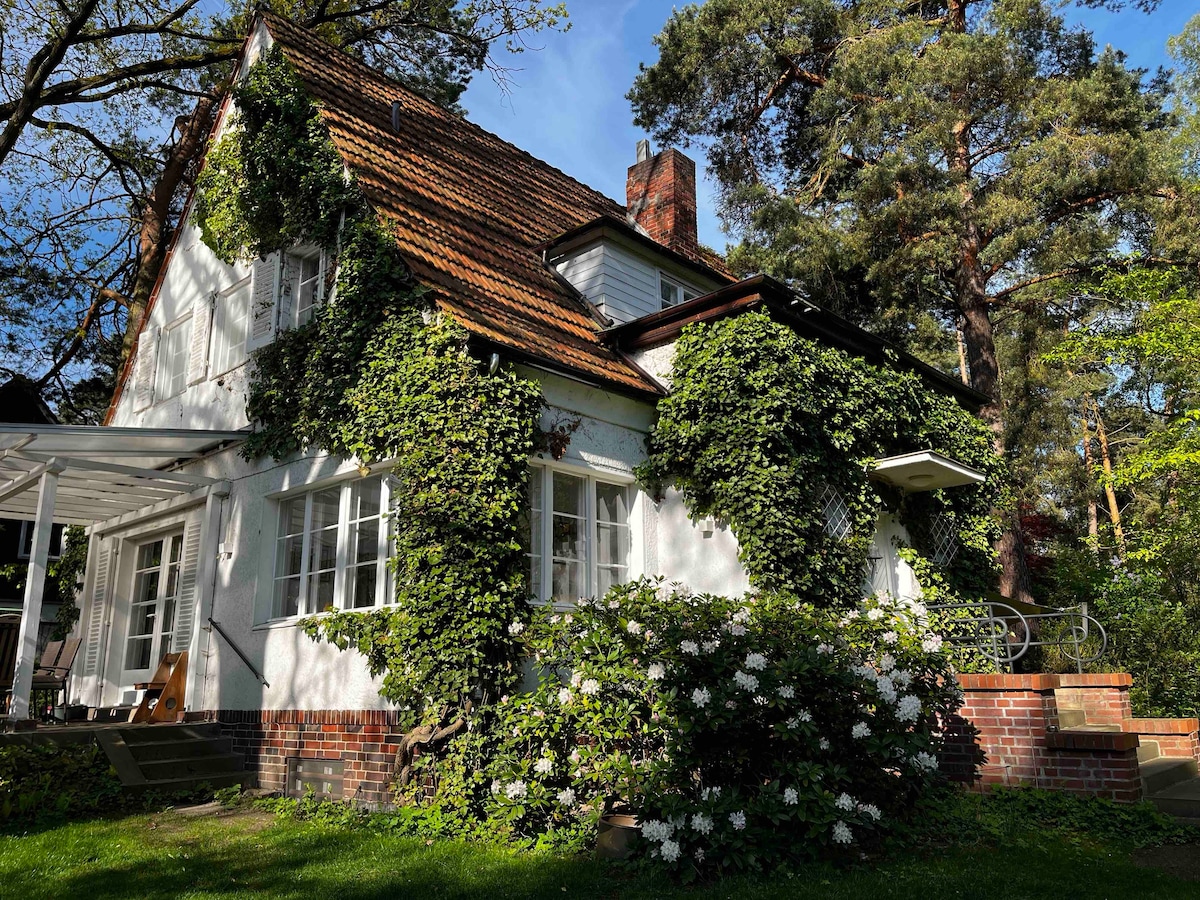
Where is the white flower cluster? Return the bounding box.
[866,607,884,621]
[691,687,711,708]
[642,819,674,842]
[505,781,527,800]
[691,812,713,834]
[508,621,525,635]
[876,675,897,703]
[783,787,799,806]
[922,633,944,653]
[535,757,554,775]
[626,620,642,635]
[681,640,699,655]
[852,722,872,739]
[557,687,572,705]
[660,839,681,863]
[733,670,759,692]
[896,695,922,722]
[729,810,746,830]
[894,669,913,688]
[647,663,666,680]
[701,639,720,653]
[832,821,853,844]
[819,737,831,750]
[700,786,722,800]
[777,684,795,699]
[835,792,855,811]
[859,803,882,821]
[879,653,896,671]
[557,787,576,807]
[912,751,938,772]
[853,664,878,682]
[580,678,600,696]
[744,652,767,671]
[882,630,898,645]
[816,642,835,655]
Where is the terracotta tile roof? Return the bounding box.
[262,13,686,396]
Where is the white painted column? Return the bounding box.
[8,462,64,721]
[185,483,229,712]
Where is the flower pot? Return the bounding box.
[596,813,639,859]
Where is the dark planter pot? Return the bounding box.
[596,813,639,859]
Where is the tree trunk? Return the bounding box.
[121,94,217,360]
[1089,395,1127,558]
[955,321,970,386]
[1080,406,1099,552]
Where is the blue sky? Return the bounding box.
[464,1,1197,253]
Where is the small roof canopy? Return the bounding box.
[871,450,986,492]
[0,424,245,526]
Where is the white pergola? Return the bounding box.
[0,424,245,721]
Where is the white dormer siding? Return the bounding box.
[552,236,717,325]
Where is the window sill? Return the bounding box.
[253,604,398,631]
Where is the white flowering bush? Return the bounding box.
[401,579,960,876]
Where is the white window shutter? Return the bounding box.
[246,252,281,352]
[318,249,331,305]
[133,327,159,411]
[83,542,112,676]
[187,294,213,385]
[277,253,301,332]
[173,519,203,654]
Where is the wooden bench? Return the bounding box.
[131,651,188,724]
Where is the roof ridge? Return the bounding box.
[259,11,627,227]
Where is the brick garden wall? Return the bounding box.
[942,673,1144,802]
[211,709,405,805]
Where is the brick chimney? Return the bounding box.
[626,140,698,256]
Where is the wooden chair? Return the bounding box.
[30,637,80,713]
[131,651,188,724]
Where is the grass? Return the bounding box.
[0,805,1197,900]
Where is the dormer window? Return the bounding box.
[659,274,700,310]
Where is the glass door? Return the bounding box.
[123,534,183,677]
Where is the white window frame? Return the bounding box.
[525,461,640,608]
[17,520,64,560]
[268,474,394,622]
[210,277,252,377]
[155,314,193,401]
[658,272,701,310]
[286,247,326,329]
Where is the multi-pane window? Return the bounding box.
[125,534,182,671]
[659,274,700,309]
[156,316,193,400]
[272,476,393,619]
[289,250,323,327]
[211,279,250,376]
[521,465,633,604]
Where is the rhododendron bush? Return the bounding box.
[403,579,961,875]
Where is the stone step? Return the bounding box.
[137,753,244,782]
[1149,774,1200,819]
[1142,757,1199,796]
[1138,739,1162,764]
[124,736,235,763]
[128,771,247,797]
[116,723,223,744]
[1059,708,1087,729]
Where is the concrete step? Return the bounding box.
[124,736,235,763]
[1142,757,1199,796]
[137,753,244,782]
[129,771,247,796]
[1149,774,1200,819]
[1059,708,1087,729]
[116,723,223,744]
[1064,722,1124,733]
[1138,739,1162,764]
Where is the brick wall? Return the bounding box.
[1054,673,1133,725]
[943,673,1144,803]
[212,709,406,805]
[1124,717,1200,762]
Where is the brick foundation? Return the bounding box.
[210,709,406,805]
[942,673,1145,802]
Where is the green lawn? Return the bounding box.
[0,807,1195,900]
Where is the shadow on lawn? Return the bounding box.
[31,821,641,900]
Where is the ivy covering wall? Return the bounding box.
[193,47,542,729]
[637,312,1005,606]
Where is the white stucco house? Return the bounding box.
[0,14,986,798]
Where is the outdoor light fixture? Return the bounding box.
[870,450,985,493]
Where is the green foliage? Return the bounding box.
[0,742,122,823]
[638,312,1003,604]
[193,49,543,728]
[402,579,961,876]
[194,45,358,264]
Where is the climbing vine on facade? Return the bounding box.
[638,312,1005,605]
[192,47,542,729]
